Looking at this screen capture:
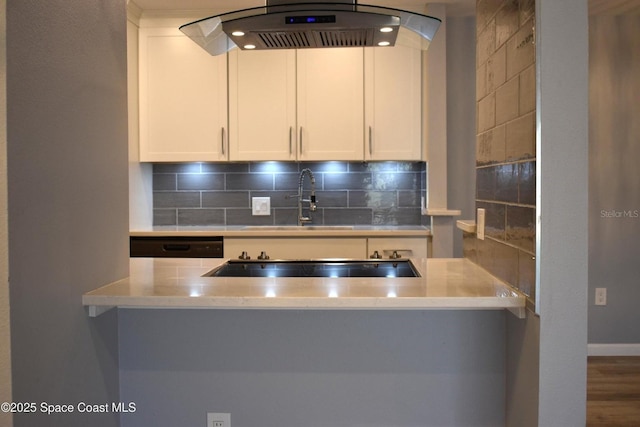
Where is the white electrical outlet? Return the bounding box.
[595,288,607,306]
[252,197,271,216]
[207,412,231,427]
[477,208,486,240]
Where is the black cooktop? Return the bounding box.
[204,260,420,278]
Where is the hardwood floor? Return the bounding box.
[587,356,640,426]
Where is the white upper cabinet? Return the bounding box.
[228,49,297,161]
[139,24,422,162]
[297,48,364,161]
[139,27,228,162]
[229,47,364,161]
[364,45,423,161]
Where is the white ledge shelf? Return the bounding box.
[422,208,462,217]
[456,220,477,233]
[83,258,525,319]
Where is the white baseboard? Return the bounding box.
[588,343,640,356]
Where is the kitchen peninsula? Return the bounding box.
[83,256,525,317]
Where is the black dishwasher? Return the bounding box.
[130,236,224,258]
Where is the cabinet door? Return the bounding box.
[229,50,297,161]
[224,238,367,259]
[364,46,422,161]
[139,27,228,162]
[297,48,364,161]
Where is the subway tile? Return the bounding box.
[477,93,496,132]
[153,209,177,226]
[324,208,372,226]
[274,208,302,226]
[324,172,372,190]
[463,232,478,263]
[249,162,298,173]
[153,173,176,191]
[225,208,273,226]
[476,166,496,200]
[152,161,424,227]
[477,62,488,101]
[396,162,423,172]
[178,173,224,191]
[506,205,535,252]
[350,191,397,208]
[476,0,503,34]
[274,172,303,191]
[226,172,274,191]
[518,249,536,298]
[154,163,201,174]
[477,237,519,287]
[495,163,519,203]
[505,112,535,161]
[519,64,536,114]
[519,0,535,25]
[177,208,225,226]
[495,77,520,125]
[202,191,249,208]
[372,172,419,191]
[478,201,506,240]
[398,190,421,208]
[518,161,536,205]
[496,0,520,48]
[506,18,535,79]
[154,191,200,208]
[311,190,348,208]
[477,18,497,67]
[373,208,421,226]
[487,44,507,94]
[202,163,249,173]
[477,125,506,166]
[302,161,348,173]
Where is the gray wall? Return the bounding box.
[0,1,12,426]
[119,309,506,427]
[446,16,477,258]
[588,13,640,344]
[6,1,129,426]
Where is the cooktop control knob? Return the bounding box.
[258,251,270,260]
[370,250,382,259]
[390,250,402,259]
[238,251,251,260]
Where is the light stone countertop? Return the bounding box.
[83,258,525,318]
[130,225,431,238]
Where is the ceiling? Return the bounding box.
[130,0,640,16]
[130,0,477,16]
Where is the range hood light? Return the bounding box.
[179,1,441,56]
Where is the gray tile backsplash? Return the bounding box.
[153,162,426,227]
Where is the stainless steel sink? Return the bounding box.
[242,225,354,231]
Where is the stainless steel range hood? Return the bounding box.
[179,1,441,56]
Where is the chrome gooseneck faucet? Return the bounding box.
[290,168,317,226]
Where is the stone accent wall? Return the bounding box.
[466,0,536,306]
